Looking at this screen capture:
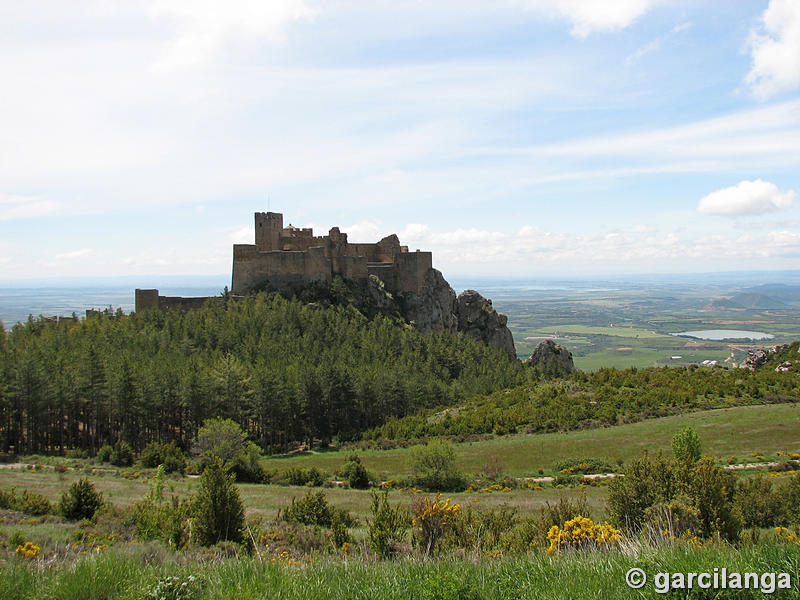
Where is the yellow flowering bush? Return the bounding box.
[412,494,460,556]
[15,541,41,559]
[546,515,621,555]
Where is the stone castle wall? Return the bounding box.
[134,288,215,313]
[231,212,431,296]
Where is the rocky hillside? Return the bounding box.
[297,269,516,356]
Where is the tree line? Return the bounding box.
[366,344,800,440]
[0,293,526,455]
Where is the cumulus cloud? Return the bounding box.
[514,0,661,37]
[149,0,318,68]
[697,179,796,216]
[746,0,800,99]
[55,248,93,260]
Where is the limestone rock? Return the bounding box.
[399,268,457,334]
[525,339,576,377]
[740,349,769,370]
[454,290,516,356]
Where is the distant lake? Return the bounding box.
[672,330,775,341]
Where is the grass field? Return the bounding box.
[3,403,796,525]
[3,403,800,599]
[259,403,800,479]
[3,541,800,599]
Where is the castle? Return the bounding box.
[133,211,516,355]
[134,212,433,311]
[231,212,432,296]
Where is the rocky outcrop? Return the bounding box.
[400,268,458,334]
[454,290,516,356]
[526,339,576,377]
[740,348,769,370]
[294,268,516,356]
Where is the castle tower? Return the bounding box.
[254,212,283,251]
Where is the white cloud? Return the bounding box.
[697,179,796,216]
[221,226,255,245]
[148,0,318,68]
[514,0,661,37]
[0,195,61,221]
[626,21,692,65]
[55,248,93,260]
[618,224,658,233]
[392,221,800,275]
[767,230,800,246]
[746,0,800,100]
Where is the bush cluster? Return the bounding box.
[281,490,355,529]
[273,466,326,487]
[140,442,187,474]
[408,441,466,492]
[0,487,52,516]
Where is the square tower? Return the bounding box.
[255,212,283,251]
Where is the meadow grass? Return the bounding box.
[2,403,798,525]
[259,403,800,478]
[2,541,799,599]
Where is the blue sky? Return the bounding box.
[1,0,799,280]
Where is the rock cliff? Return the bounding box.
[294,268,516,356]
[400,268,458,334]
[454,290,516,356]
[396,270,515,356]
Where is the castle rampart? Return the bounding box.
[231,212,432,296]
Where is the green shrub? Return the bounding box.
[229,441,266,483]
[0,488,52,515]
[110,440,134,467]
[554,457,614,474]
[60,477,103,521]
[96,444,113,463]
[342,454,370,489]
[502,495,591,552]
[190,459,245,546]
[608,452,678,530]
[775,473,800,526]
[643,498,700,539]
[671,427,702,464]
[367,489,408,557]
[65,448,89,459]
[195,419,266,483]
[735,476,783,529]
[135,465,190,547]
[408,440,465,492]
[282,490,355,528]
[330,510,353,549]
[446,504,518,552]
[278,466,326,487]
[689,457,740,541]
[140,441,187,474]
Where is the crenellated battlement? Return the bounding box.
[231,213,431,296]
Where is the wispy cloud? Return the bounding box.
[0,195,61,221]
[626,21,692,65]
[55,248,93,260]
[148,0,318,69]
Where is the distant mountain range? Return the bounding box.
[706,284,800,311]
